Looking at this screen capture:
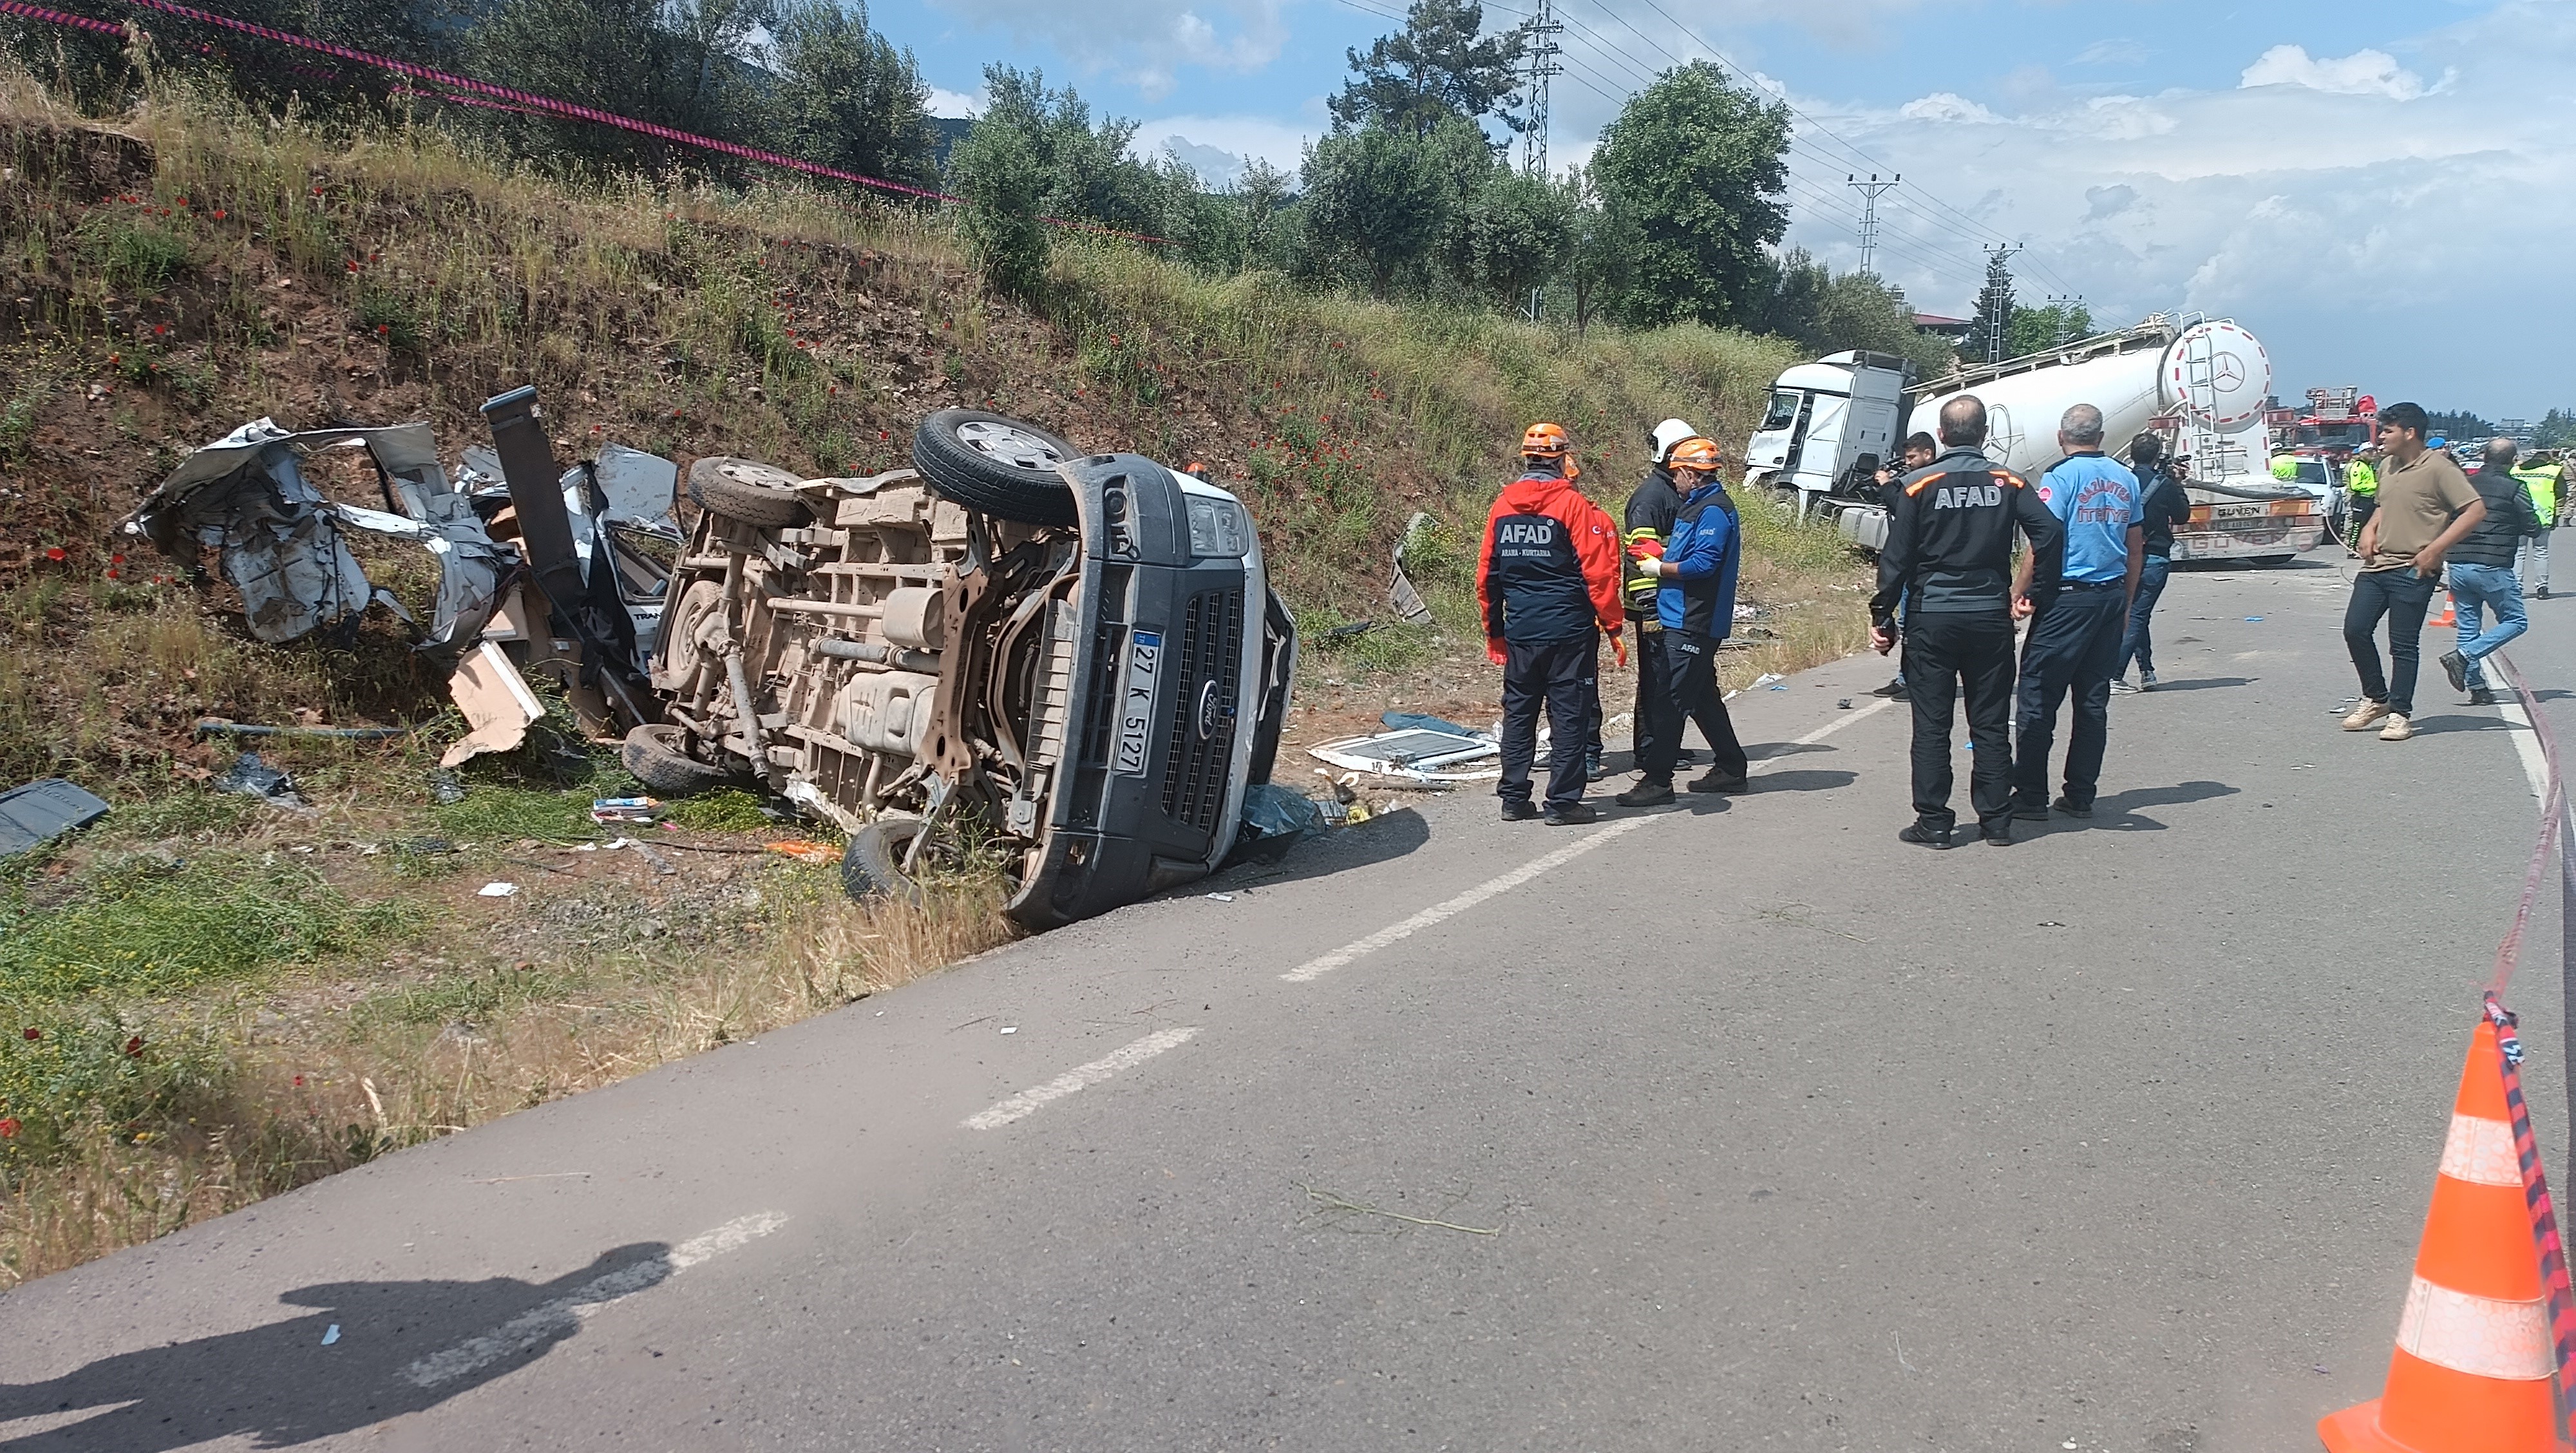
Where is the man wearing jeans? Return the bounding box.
[2011,404,2145,821]
[2344,403,2485,742]
[2440,438,2541,706]
[2112,432,2196,694]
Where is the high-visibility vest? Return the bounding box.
[2514,463,2561,527]
[2270,453,2299,481]
[2346,459,2377,496]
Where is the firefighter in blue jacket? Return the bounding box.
[1618,436,1750,804]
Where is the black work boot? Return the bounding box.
[1897,821,1951,850]
[1615,779,1675,807]
[1501,799,1539,822]
[1542,801,1598,826]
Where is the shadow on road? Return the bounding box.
[0,1242,671,1450]
[2027,779,2242,835]
[1218,804,1434,890]
[1745,739,1839,764]
[1745,768,1859,795]
[2407,714,2515,736]
[2137,676,2253,693]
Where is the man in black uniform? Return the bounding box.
[1620,418,1696,781]
[1870,395,2065,848]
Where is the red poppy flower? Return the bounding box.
[111,553,125,564]
[878,430,888,441]
[0,1119,17,1139]
[376,324,389,335]
[44,547,64,562]
[21,1027,38,1041]
[153,323,166,335]
[346,260,359,273]
[175,196,188,207]
[293,1074,305,1087]
[124,1036,144,1058]
[213,209,225,220]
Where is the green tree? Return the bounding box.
[1297,123,1452,296]
[463,0,774,171]
[2423,409,2499,440]
[1446,170,1577,308]
[15,0,437,112]
[2007,298,2094,356]
[1329,0,1529,140]
[1555,166,1635,336]
[766,0,940,191]
[965,66,1170,235]
[949,117,1050,298]
[1962,248,2016,365]
[1588,61,1791,327]
[2533,408,2576,450]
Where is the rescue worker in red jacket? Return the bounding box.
[1479,423,1627,824]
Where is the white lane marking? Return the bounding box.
[963,1027,1198,1130]
[1278,698,1891,987]
[2493,654,2549,800]
[402,1211,788,1387]
[1282,819,1648,982]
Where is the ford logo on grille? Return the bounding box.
[1194,680,1221,741]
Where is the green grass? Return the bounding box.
[0,851,419,1002]
[666,787,771,833]
[350,961,585,1030]
[75,210,192,294]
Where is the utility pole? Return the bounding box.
[1522,0,1562,175]
[1845,173,1899,276]
[1976,242,2023,365]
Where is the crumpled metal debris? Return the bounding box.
[125,419,515,658]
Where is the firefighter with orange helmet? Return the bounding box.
[1479,423,1627,824]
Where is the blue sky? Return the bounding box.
[867,0,2574,418]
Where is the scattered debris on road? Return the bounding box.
[477,882,519,897]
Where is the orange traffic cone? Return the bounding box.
[2319,1018,2561,1452]
[2430,592,2458,629]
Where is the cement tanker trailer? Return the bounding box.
[1766,316,2324,564]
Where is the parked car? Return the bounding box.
[627,410,1298,929]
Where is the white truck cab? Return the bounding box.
[1743,350,1912,511]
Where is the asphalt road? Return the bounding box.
[5,558,2572,1453]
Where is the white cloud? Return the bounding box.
[1897,91,2000,124]
[2238,44,2437,101]
[1774,12,2576,414]
[929,0,1287,98]
[926,87,983,119]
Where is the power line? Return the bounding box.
[1570,0,2082,295]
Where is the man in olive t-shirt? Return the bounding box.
[2342,401,2486,741]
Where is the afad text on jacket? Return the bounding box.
[1870,446,2067,627]
[1479,467,1625,645]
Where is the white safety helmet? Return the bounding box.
[1649,418,1698,464]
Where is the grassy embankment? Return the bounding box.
[0,70,1864,1281]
